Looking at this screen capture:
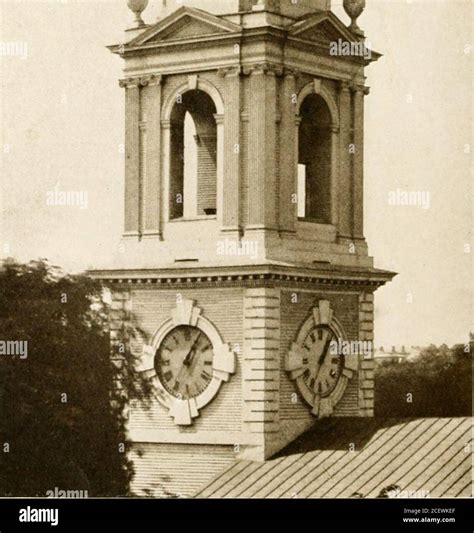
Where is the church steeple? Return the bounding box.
[109,0,380,270]
[92,0,395,497]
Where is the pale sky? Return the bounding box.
[0,0,472,348]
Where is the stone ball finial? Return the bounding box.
[343,0,366,36]
[127,0,149,29]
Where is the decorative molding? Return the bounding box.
[217,66,241,78]
[96,272,390,291]
[313,78,322,95]
[187,74,198,90]
[119,74,162,88]
[283,67,302,79]
[139,74,162,87]
[242,63,284,76]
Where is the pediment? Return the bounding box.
[128,7,242,46]
[290,12,360,45]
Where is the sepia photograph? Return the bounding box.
[0,0,472,528]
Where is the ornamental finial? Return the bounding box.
[343,0,366,37]
[126,0,149,29]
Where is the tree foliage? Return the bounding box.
[375,343,472,417]
[0,259,150,497]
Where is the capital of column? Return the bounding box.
[242,63,284,77]
[119,77,139,89]
[139,74,162,87]
[217,66,241,78]
[119,74,162,89]
[339,80,352,94]
[350,83,370,96]
[283,67,301,79]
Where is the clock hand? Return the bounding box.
[318,330,334,367]
[183,332,202,367]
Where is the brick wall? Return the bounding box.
[358,291,375,417]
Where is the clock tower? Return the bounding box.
[92,0,395,497]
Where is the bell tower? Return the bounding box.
[92,0,395,497]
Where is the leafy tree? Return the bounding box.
[375,343,472,417]
[0,259,150,497]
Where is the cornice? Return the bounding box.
[88,264,396,291]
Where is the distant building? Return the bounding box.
[374,346,422,365]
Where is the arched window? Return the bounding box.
[297,93,332,224]
[169,90,217,220]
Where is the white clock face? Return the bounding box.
[299,324,344,398]
[138,299,236,426]
[286,300,356,418]
[155,325,214,400]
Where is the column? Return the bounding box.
[219,67,241,235]
[120,78,140,236]
[338,81,353,240]
[353,86,368,240]
[161,120,171,222]
[245,63,279,231]
[279,69,298,234]
[141,75,163,238]
[330,124,340,227]
[214,114,225,224]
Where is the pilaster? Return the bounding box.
[120,78,140,236]
[244,64,281,233]
[242,287,281,460]
[353,85,368,240]
[358,291,375,417]
[279,69,298,235]
[219,67,241,236]
[141,75,163,238]
[338,81,353,240]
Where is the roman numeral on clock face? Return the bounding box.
[155,325,215,400]
[201,370,212,381]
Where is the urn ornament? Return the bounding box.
[343,0,366,35]
[127,0,149,28]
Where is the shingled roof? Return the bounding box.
[195,417,472,498]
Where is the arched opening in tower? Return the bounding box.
[298,93,332,224]
[169,89,217,220]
